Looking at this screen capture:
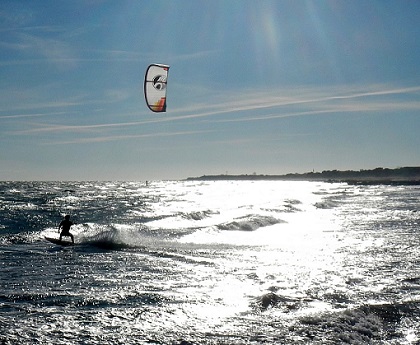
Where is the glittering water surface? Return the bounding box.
[0,180,419,344]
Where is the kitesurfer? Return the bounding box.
[58,215,74,244]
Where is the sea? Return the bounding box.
[0,180,419,344]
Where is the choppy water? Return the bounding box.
[0,180,419,344]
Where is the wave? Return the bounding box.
[0,291,169,309]
[76,224,149,250]
[181,209,217,220]
[253,292,301,311]
[261,199,302,213]
[314,200,340,209]
[0,233,33,246]
[251,293,420,344]
[299,307,383,343]
[297,301,420,343]
[217,215,284,231]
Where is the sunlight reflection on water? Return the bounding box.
[1,181,419,344]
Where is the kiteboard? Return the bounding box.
[45,237,74,246]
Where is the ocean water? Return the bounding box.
[0,180,419,344]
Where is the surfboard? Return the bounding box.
[45,237,74,246]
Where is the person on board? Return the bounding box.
[58,215,74,244]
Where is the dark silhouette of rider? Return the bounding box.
[58,215,74,244]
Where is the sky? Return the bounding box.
[0,0,419,181]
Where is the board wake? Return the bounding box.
[45,237,74,246]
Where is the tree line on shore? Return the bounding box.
[187,167,420,185]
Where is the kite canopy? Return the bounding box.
[144,64,170,112]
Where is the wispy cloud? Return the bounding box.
[207,101,420,124]
[0,84,133,114]
[42,129,215,145]
[0,28,149,68]
[12,120,153,135]
[12,32,78,69]
[0,111,69,120]
[10,83,420,137]
[166,84,420,117]
[166,84,420,125]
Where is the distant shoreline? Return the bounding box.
[186,167,420,185]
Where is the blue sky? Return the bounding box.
[0,0,419,180]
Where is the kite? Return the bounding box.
[144,64,170,112]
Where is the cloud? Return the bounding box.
[0,111,68,119]
[0,82,134,115]
[207,101,420,124]
[13,32,78,69]
[42,129,215,145]
[9,83,420,136]
[167,83,420,124]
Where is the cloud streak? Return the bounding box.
[0,111,69,119]
[42,129,215,145]
[10,83,420,137]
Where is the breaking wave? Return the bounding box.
[217,215,284,231]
